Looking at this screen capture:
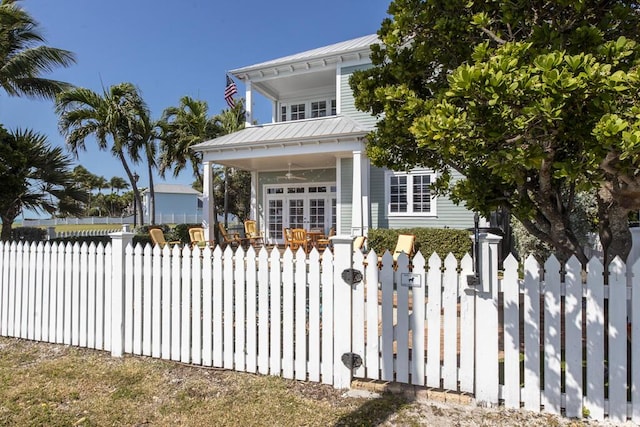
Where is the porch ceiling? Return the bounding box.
[215,152,341,172]
[194,115,370,172]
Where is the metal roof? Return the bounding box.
[152,184,200,195]
[192,115,371,151]
[230,34,380,76]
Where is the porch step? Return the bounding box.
[350,379,474,405]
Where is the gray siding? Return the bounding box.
[339,64,377,129]
[339,158,352,235]
[368,167,475,230]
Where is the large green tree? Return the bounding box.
[351,0,640,264]
[0,0,75,99]
[56,83,149,226]
[0,126,87,239]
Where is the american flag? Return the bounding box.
[224,75,237,108]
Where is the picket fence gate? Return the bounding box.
[0,231,639,423]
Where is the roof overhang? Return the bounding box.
[230,34,380,101]
[192,115,370,171]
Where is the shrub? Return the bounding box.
[49,235,111,246]
[173,223,202,244]
[367,227,472,260]
[9,227,46,242]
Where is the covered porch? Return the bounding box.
[192,116,372,246]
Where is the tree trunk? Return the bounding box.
[147,160,155,225]
[117,151,144,229]
[597,188,632,266]
[0,204,20,241]
[1,217,13,241]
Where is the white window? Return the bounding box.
[291,103,305,120]
[386,171,437,216]
[311,101,327,118]
[279,98,337,122]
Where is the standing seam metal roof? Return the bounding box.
[230,34,380,75]
[192,115,371,150]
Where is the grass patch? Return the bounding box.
[0,337,415,426]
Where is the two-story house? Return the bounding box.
[193,34,475,245]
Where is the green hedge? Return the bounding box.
[9,227,46,242]
[366,227,472,260]
[49,236,111,246]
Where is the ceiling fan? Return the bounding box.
[277,163,306,181]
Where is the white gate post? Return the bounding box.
[332,236,356,389]
[474,231,502,406]
[109,225,134,357]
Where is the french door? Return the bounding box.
[265,184,336,243]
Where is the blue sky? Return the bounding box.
[1,0,390,191]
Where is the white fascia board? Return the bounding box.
[338,55,373,70]
[201,138,366,163]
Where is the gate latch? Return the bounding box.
[341,268,363,287]
[341,352,363,370]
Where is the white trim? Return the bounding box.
[336,156,342,235]
[245,81,253,127]
[201,138,365,164]
[338,57,373,70]
[335,67,342,115]
[263,181,337,243]
[384,169,438,217]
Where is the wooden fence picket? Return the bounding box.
[458,253,474,394]
[564,256,583,418]
[395,252,410,385]
[523,255,541,411]
[192,246,202,366]
[234,247,245,372]
[410,252,425,386]
[320,248,334,385]
[608,257,628,423]
[633,258,640,423]
[442,253,458,391]
[282,249,294,379]
[307,249,321,382]
[543,255,562,415]
[585,258,605,420]
[295,248,308,381]
[426,253,442,388]
[502,254,520,409]
[269,247,282,375]
[245,246,257,373]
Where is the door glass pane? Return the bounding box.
[309,198,325,231]
[289,199,305,229]
[268,199,283,240]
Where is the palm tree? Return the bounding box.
[56,82,148,226]
[0,126,87,240]
[213,101,246,226]
[128,106,158,224]
[109,176,129,194]
[0,0,75,99]
[158,96,221,186]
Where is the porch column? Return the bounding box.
[361,156,370,236]
[201,161,215,243]
[351,150,369,236]
[245,81,253,127]
[250,171,258,222]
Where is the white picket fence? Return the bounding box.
[0,232,638,423]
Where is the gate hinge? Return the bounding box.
[341,352,363,370]
[341,268,363,287]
